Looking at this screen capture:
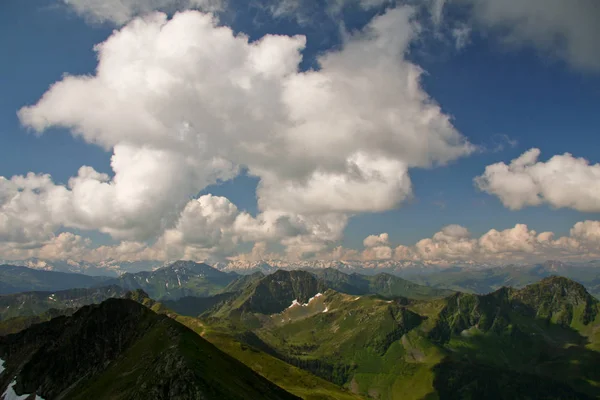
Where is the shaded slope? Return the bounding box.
[0,298,298,400]
[211,270,327,318]
[310,268,453,300]
[0,285,126,321]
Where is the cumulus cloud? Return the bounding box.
[475,149,600,212]
[363,232,390,248]
[62,0,223,25]
[0,232,162,263]
[11,8,472,259]
[348,221,600,264]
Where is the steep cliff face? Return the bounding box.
[0,299,299,400]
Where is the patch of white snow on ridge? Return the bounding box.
[354,297,360,301]
[323,307,329,313]
[288,300,301,309]
[305,293,323,306]
[177,275,182,287]
[0,357,5,374]
[2,379,45,400]
[146,278,150,283]
[288,293,325,309]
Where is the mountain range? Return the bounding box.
[200,274,600,399]
[5,257,600,297]
[2,260,600,398]
[0,264,110,295]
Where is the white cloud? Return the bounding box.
[452,0,600,71]
[475,149,600,212]
[11,8,472,259]
[346,221,600,264]
[363,233,390,247]
[62,0,223,25]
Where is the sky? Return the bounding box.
[1,0,600,267]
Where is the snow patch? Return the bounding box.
[0,358,5,374]
[354,297,360,301]
[2,379,44,400]
[323,307,329,313]
[305,293,323,305]
[288,300,301,309]
[177,275,182,287]
[145,278,149,283]
[288,293,324,309]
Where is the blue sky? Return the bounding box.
[1,0,599,266]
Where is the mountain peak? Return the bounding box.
[237,269,326,314]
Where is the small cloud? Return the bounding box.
[451,24,471,50]
[488,134,518,153]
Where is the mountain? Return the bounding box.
[215,259,470,276]
[0,264,110,294]
[409,261,600,298]
[209,270,327,320]
[101,260,238,300]
[0,298,299,400]
[163,293,237,317]
[201,276,600,399]
[310,268,454,300]
[0,259,163,277]
[0,285,127,321]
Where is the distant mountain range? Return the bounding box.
[0,258,163,276]
[407,260,600,298]
[0,264,110,295]
[99,260,239,300]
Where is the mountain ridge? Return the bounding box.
[0,298,299,400]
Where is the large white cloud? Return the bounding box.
[475,149,600,212]
[10,7,472,259]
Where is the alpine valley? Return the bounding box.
[0,261,600,399]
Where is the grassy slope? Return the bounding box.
[200,278,600,400]
[203,331,365,400]
[250,291,442,400]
